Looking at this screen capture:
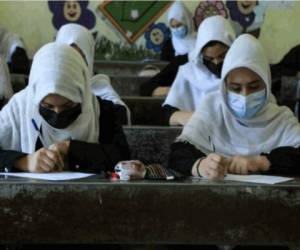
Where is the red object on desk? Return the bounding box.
[110,172,120,181]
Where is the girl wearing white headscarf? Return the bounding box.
[169,34,300,179]
[168,0,196,57]
[0,56,13,108]
[0,43,129,173]
[55,23,130,125]
[140,0,196,96]
[162,15,236,126]
[0,26,30,74]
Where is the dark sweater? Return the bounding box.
[168,141,300,177]
[7,47,30,75]
[0,98,130,174]
[162,104,180,126]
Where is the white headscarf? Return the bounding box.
[163,15,236,112]
[178,34,300,157]
[0,43,100,153]
[0,57,13,100]
[190,15,236,62]
[90,74,131,125]
[167,0,196,56]
[56,23,95,76]
[0,27,25,63]
[55,23,130,124]
[91,74,124,106]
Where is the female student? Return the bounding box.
[0,57,13,109]
[140,0,196,96]
[0,43,129,173]
[168,34,300,179]
[55,23,130,125]
[0,26,30,74]
[163,15,236,126]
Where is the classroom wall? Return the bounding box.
[0,0,299,63]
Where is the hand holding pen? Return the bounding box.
[13,119,65,173]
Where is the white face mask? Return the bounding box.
[227,89,266,119]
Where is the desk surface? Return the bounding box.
[0,176,300,245]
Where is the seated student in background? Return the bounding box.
[163,15,236,126]
[0,56,13,109]
[0,26,30,75]
[0,43,130,173]
[168,34,300,179]
[270,44,300,98]
[140,0,196,97]
[55,23,131,125]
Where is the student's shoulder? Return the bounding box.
[97,97,114,110]
[5,89,27,108]
[178,61,194,75]
[196,90,222,114]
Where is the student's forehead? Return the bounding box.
[170,18,183,25]
[226,68,263,83]
[203,43,228,56]
[42,94,73,105]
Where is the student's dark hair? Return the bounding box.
[202,41,228,52]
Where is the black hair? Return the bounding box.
[201,41,228,52]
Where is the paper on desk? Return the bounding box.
[194,174,293,184]
[0,172,95,181]
[224,174,293,184]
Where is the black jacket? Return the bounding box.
[168,141,300,176]
[0,98,130,173]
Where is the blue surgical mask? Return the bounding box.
[172,25,188,39]
[227,89,266,119]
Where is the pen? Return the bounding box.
[209,136,215,152]
[31,118,47,148]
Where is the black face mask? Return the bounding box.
[39,104,82,129]
[203,59,223,78]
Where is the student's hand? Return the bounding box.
[115,160,146,180]
[193,153,228,180]
[49,140,70,157]
[170,111,193,126]
[15,148,64,173]
[152,87,170,97]
[227,155,270,175]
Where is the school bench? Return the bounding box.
[110,75,151,96]
[123,126,182,165]
[0,176,299,248]
[122,96,165,125]
[93,60,168,75]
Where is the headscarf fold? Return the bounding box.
[0,27,25,63]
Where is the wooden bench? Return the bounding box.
[122,97,165,125]
[110,75,151,96]
[93,60,168,75]
[124,126,182,165]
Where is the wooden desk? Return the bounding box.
[0,176,299,246]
